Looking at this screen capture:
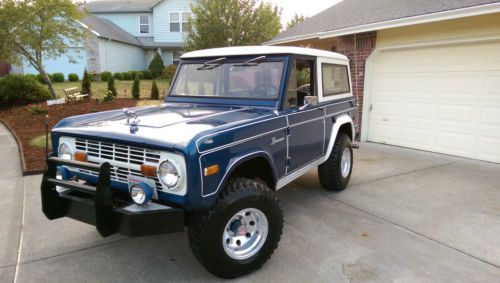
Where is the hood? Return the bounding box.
[52,104,274,150]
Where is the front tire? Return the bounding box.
[318,133,353,191]
[188,178,284,278]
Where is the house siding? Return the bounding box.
[99,39,146,72]
[96,13,154,37]
[22,47,88,78]
[153,0,190,42]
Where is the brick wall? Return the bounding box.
[0,59,11,77]
[335,31,377,138]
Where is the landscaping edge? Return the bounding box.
[0,118,45,176]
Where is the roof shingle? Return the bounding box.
[86,0,162,13]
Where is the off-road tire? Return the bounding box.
[188,178,284,278]
[318,133,353,191]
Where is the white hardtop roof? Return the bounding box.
[181,46,348,60]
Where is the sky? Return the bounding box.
[264,0,343,26]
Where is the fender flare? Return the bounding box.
[321,114,354,163]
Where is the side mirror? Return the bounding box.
[299,96,318,110]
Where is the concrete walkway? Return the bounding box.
[0,123,23,283]
[1,124,499,282]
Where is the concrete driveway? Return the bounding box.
[1,125,499,282]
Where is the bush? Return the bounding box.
[68,73,79,82]
[25,74,37,81]
[0,74,51,107]
[81,69,92,96]
[113,72,124,80]
[100,71,112,82]
[142,70,153,80]
[107,76,117,97]
[52,73,65,83]
[163,64,178,82]
[150,81,159,100]
[129,71,137,79]
[148,52,165,78]
[36,73,52,84]
[132,73,140,99]
[103,90,114,103]
[122,72,132,81]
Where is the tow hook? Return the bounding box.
[352,144,360,149]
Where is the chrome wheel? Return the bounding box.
[340,147,351,178]
[222,208,268,260]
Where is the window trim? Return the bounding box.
[316,57,352,102]
[139,14,150,34]
[170,11,191,33]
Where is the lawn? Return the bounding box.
[51,80,171,100]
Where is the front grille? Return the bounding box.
[74,138,163,191]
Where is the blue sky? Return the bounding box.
[265,0,342,26]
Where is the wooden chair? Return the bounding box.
[63,87,89,103]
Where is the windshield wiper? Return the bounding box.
[234,56,267,67]
[197,57,226,70]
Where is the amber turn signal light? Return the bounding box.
[141,164,157,177]
[74,151,87,162]
[204,164,219,176]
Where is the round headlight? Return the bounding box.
[158,160,180,188]
[130,183,153,206]
[58,143,73,160]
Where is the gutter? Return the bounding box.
[264,2,500,45]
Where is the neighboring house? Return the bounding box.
[0,59,10,77]
[17,0,192,77]
[265,0,500,164]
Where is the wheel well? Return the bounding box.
[228,157,276,190]
[338,123,353,141]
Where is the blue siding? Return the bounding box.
[96,13,154,37]
[99,39,146,72]
[23,47,87,78]
[153,0,190,42]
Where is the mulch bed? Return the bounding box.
[0,99,138,174]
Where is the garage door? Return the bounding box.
[367,41,500,163]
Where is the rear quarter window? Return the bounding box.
[322,64,350,96]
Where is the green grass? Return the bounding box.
[50,80,170,100]
[30,134,51,148]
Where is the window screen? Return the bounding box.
[321,64,350,96]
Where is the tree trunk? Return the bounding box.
[39,66,57,99]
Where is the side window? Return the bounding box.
[284,58,315,109]
[139,15,149,34]
[322,64,350,96]
[170,12,180,32]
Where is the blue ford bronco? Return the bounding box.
[41,46,357,278]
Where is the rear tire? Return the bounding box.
[188,178,284,278]
[318,133,353,191]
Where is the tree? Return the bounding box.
[148,52,165,78]
[0,0,87,99]
[286,13,306,30]
[107,75,117,97]
[81,69,91,96]
[186,0,281,50]
[132,73,140,99]
[150,81,160,100]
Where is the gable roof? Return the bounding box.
[266,0,500,45]
[86,0,163,13]
[81,14,142,46]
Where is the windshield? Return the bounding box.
[170,59,285,100]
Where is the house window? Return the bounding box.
[170,12,180,32]
[139,15,149,34]
[170,12,191,32]
[322,63,350,96]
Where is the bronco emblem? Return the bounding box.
[123,108,140,134]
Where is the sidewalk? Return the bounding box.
[0,122,24,283]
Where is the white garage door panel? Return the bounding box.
[368,41,500,163]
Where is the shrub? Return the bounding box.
[122,72,132,81]
[100,71,112,82]
[148,52,165,78]
[113,72,124,80]
[25,74,37,81]
[150,81,159,100]
[26,103,48,115]
[0,74,51,107]
[36,73,53,84]
[142,70,153,80]
[52,73,65,83]
[81,69,92,96]
[103,90,114,103]
[107,76,117,97]
[68,73,79,82]
[129,70,137,79]
[132,73,140,99]
[163,64,178,82]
